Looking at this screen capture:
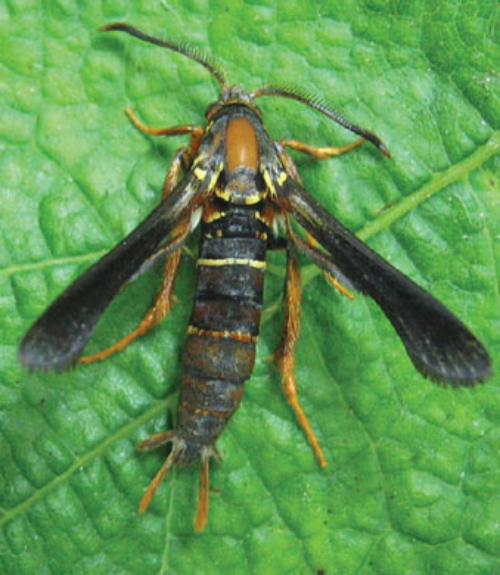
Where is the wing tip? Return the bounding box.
[18,332,81,373]
[19,349,75,373]
[413,347,492,387]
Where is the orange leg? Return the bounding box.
[137,436,213,532]
[280,136,365,159]
[125,107,201,138]
[136,432,180,514]
[288,226,354,301]
[79,147,188,364]
[277,144,354,301]
[125,108,204,166]
[194,452,210,532]
[274,246,327,467]
[78,243,185,363]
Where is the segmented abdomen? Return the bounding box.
[176,200,269,465]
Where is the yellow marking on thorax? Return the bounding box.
[192,158,223,190]
[277,170,287,186]
[194,167,207,180]
[262,167,287,198]
[262,169,276,197]
[215,187,262,204]
[209,164,223,189]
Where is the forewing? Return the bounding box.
[277,177,491,385]
[19,168,214,372]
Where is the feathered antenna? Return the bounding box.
[252,84,390,157]
[100,22,228,91]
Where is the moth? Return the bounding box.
[19,23,491,531]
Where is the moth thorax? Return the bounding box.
[216,166,264,205]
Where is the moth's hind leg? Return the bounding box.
[274,246,327,467]
[194,449,210,532]
[137,433,217,532]
[136,432,183,513]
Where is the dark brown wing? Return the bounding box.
[19,169,212,372]
[278,177,491,385]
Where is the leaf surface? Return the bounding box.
[0,2,498,574]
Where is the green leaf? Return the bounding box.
[1,2,498,574]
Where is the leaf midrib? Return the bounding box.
[0,394,175,526]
